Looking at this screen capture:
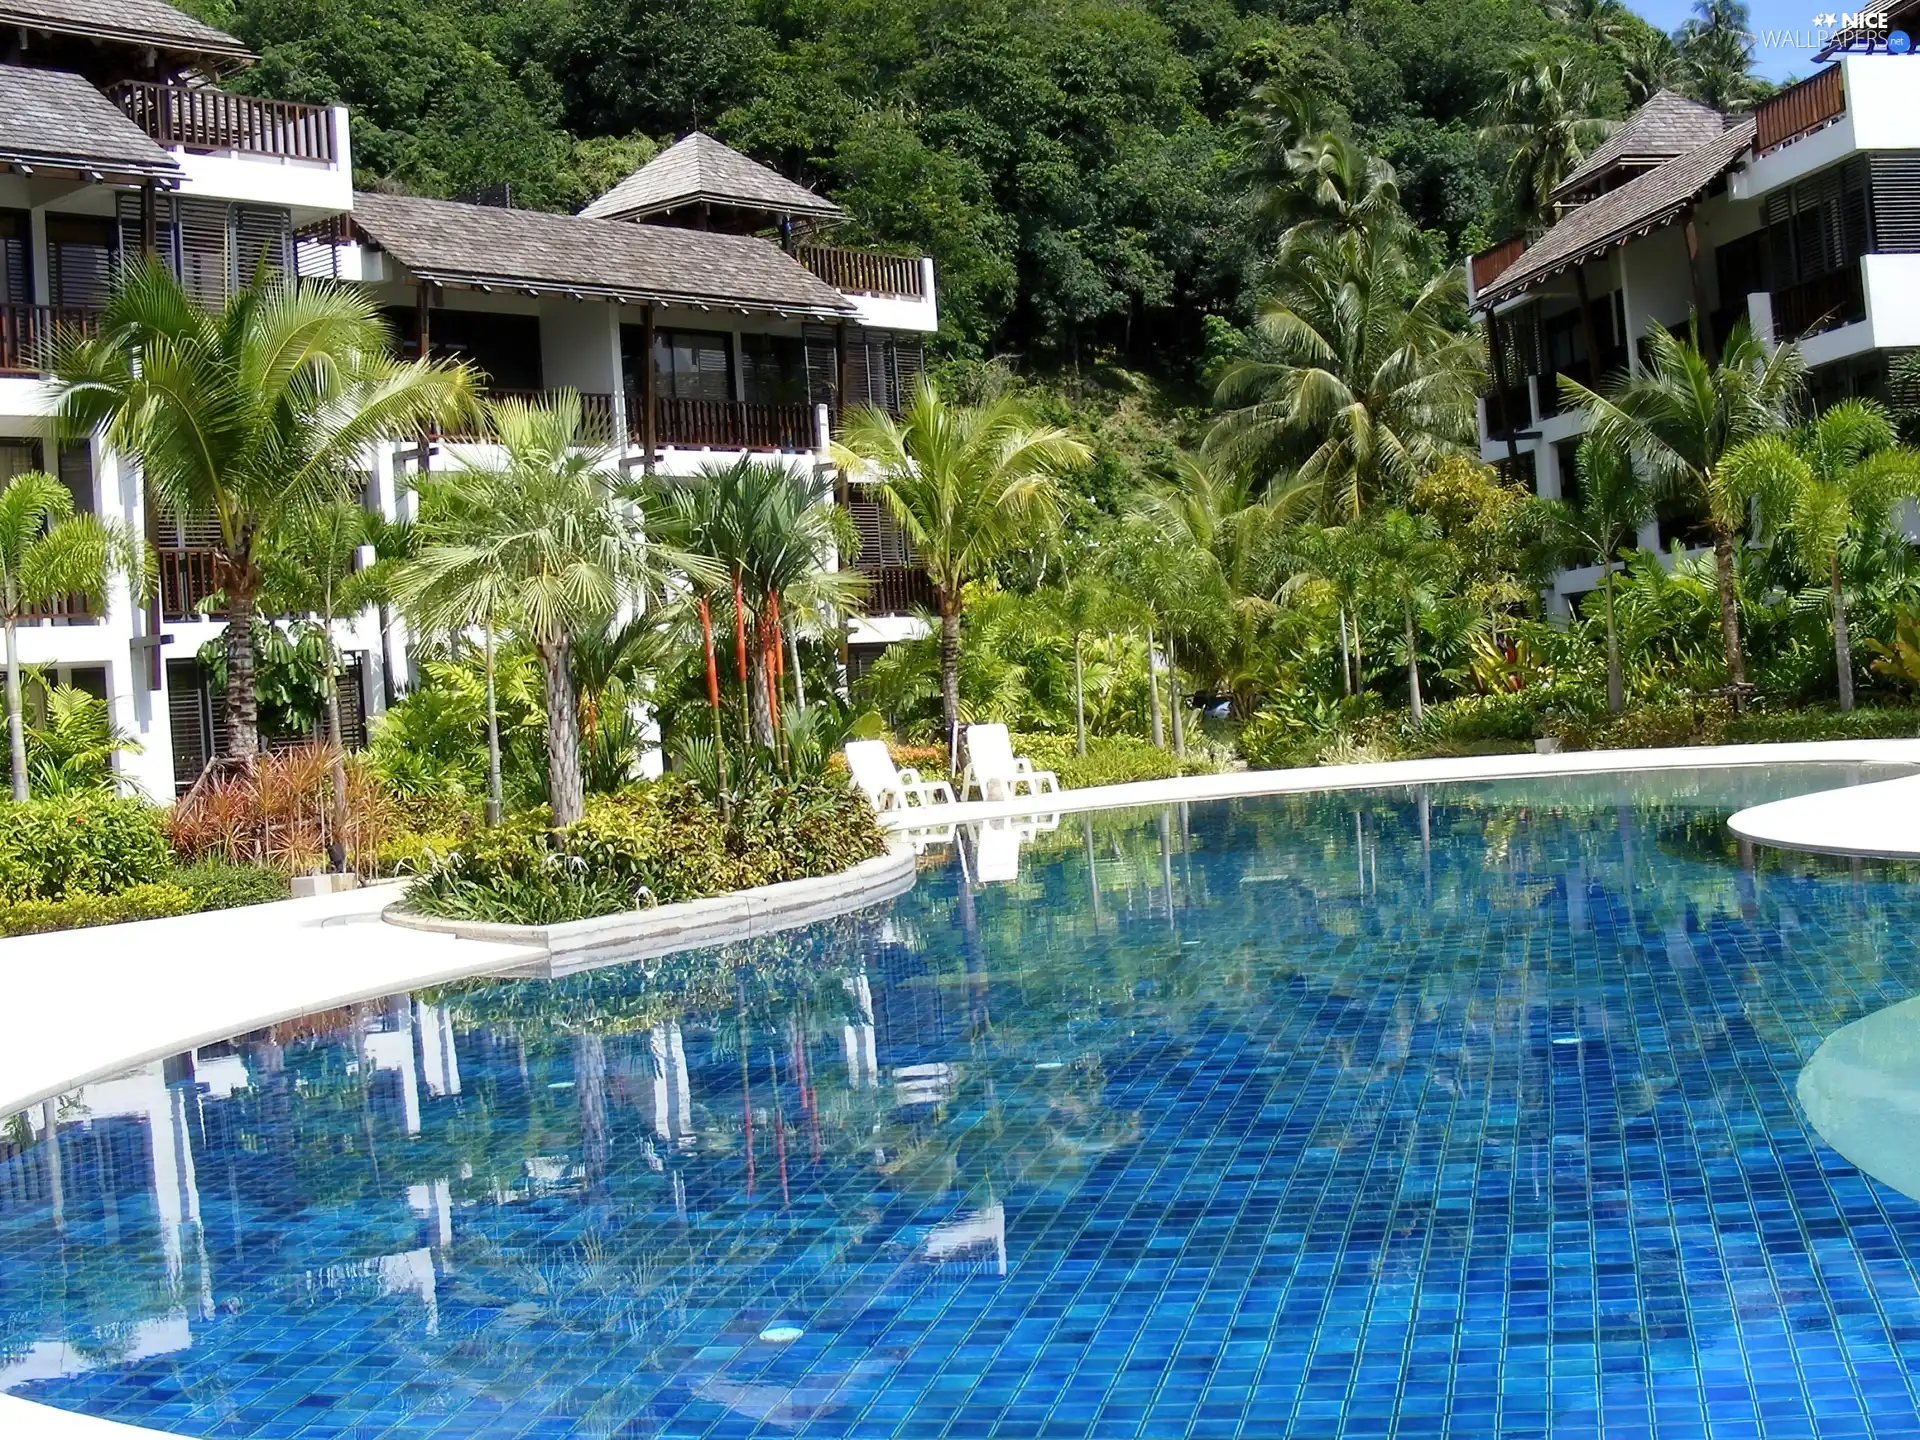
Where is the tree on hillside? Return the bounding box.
[1728,399,1920,710]
[1612,26,1685,106]
[1478,50,1618,228]
[834,383,1088,767]
[0,472,143,801]
[1208,229,1481,522]
[1563,320,1804,708]
[53,261,473,761]
[1678,0,1760,110]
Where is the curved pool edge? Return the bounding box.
[381,840,919,971]
[1797,994,1920,1206]
[1730,770,1920,859]
[5,737,1920,1440]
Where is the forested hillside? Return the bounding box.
[182,0,1764,384]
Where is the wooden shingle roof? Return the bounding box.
[581,133,845,225]
[351,191,856,317]
[1474,119,1755,309]
[0,0,251,62]
[0,66,179,180]
[1552,90,1727,203]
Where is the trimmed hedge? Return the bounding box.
[405,778,888,926]
[0,795,170,900]
[0,882,197,937]
[1015,733,1220,789]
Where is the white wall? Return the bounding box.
[1863,253,1920,348]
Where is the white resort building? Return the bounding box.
[1466,18,1920,613]
[0,0,938,800]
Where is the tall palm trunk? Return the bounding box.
[1831,551,1854,712]
[747,617,777,750]
[1145,623,1164,748]
[322,633,350,864]
[1337,603,1352,697]
[938,588,962,772]
[4,612,25,801]
[482,622,503,827]
[1710,528,1747,710]
[538,634,584,827]
[1403,596,1424,727]
[1073,632,1087,757]
[223,569,262,759]
[698,595,728,804]
[1167,648,1186,757]
[1602,562,1623,716]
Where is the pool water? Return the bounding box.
[9,765,1920,1438]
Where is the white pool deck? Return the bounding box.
[6,737,1920,1437]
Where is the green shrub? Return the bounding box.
[1015,733,1219,788]
[168,860,291,911]
[1557,699,1729,751]
[1724,706,1920,744]
[1414,692,1549,746]
[0,882,196,937]
[0,795,170,900]
[405,778,886,926]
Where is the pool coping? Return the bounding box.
[381,840,919,973]
[6,736,1920,1439]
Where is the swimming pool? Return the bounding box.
[7,764,1920,1438]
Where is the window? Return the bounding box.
[47,216,115,309]
[1553,439,1583,509]
[391,307,543,391]
[0,212,28,306]
[651,329,734,402]
[0,438,40,483]
[740,333,807,406]
[57,442,93,516]
[1765,160,1871,289]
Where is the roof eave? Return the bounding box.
[596,195,846,224]
[0,147,179,184]
[399,264,856,319]
[0,11,253,67]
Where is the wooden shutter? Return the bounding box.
[842,325,873,409]
[1870,156,1920,253]
[48,216,117,308]
[175,198,234,307]
[338,654,367,750]
[234,206,292,286]
[891,337,924,408]
[803,324,839,406]
[166,658,212,792]
[56,443,93,515]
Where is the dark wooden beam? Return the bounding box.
[641,303,658,474]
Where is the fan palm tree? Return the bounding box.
[1208,229,1482,522]
[51,259,473,760]
[1726,399,1920,710]
[1478,50,1619,226]
[1562,320,1804,706]
[652,457,861,752]
[1553,437,1653,714]
[834,382,1089,766]
[0,471,144,800]
[394,392,676,827]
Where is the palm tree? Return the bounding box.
[1553,437,1653,714]
[0,471,143,800]
[1363,510,1455,727]
[1208,229,1482,522]
[1679,0,1759,110]
[1727,399,1920,710]
[1037,573,1130,756]
[652,457,861,752]
[834,382,1089,766]
[1613,26,1685,107]
[261,499,395,848]
[1562,320,1804,707]
[52,259,473,760]
[1478,50,1619,226]
[395,392,672,827]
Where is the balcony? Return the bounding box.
[110,82,338,165]
[1470,237,1529,297]
[1755,65,1845,154]
[632,396,816,453]
[798,246,928,300]
[0,305,98,375]
[856,564,936,616]
[1536,349,1628,418]
[19,593,93,623]
[438,390,620,447]
[1773,266,1866,340]
[159,547,225,623]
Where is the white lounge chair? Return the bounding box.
[960,724,1060,803]
[844,740,957,812]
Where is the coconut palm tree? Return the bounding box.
[651,457,861,753]
[1679,0,1759,110]
[1035,573,1133,757]
[51,259,473,760]
[1478,50,1619,227]
[1207,229,1482,522]
[1726,399,1920,710]
[1553,437,1653,714]
[395,392,676,827]
[0,470,144,800]
[1363,510,1457,728]
[834,382,1089,767]
[1562,320,1804,707]
[1613,26,1685,106]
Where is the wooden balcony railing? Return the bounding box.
[111,82,338,165]
[19,593,93,622]
[1773,265,1866,341]
[797,246,928,299]
[1536,349,1629,418]
[856,564,936,616]
[0,304,98,374]
[1470,237,1529,296]
[636,396,815,453]
[159,547,226,622]
[1756,64,1845,153]
[438,390,620,446]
